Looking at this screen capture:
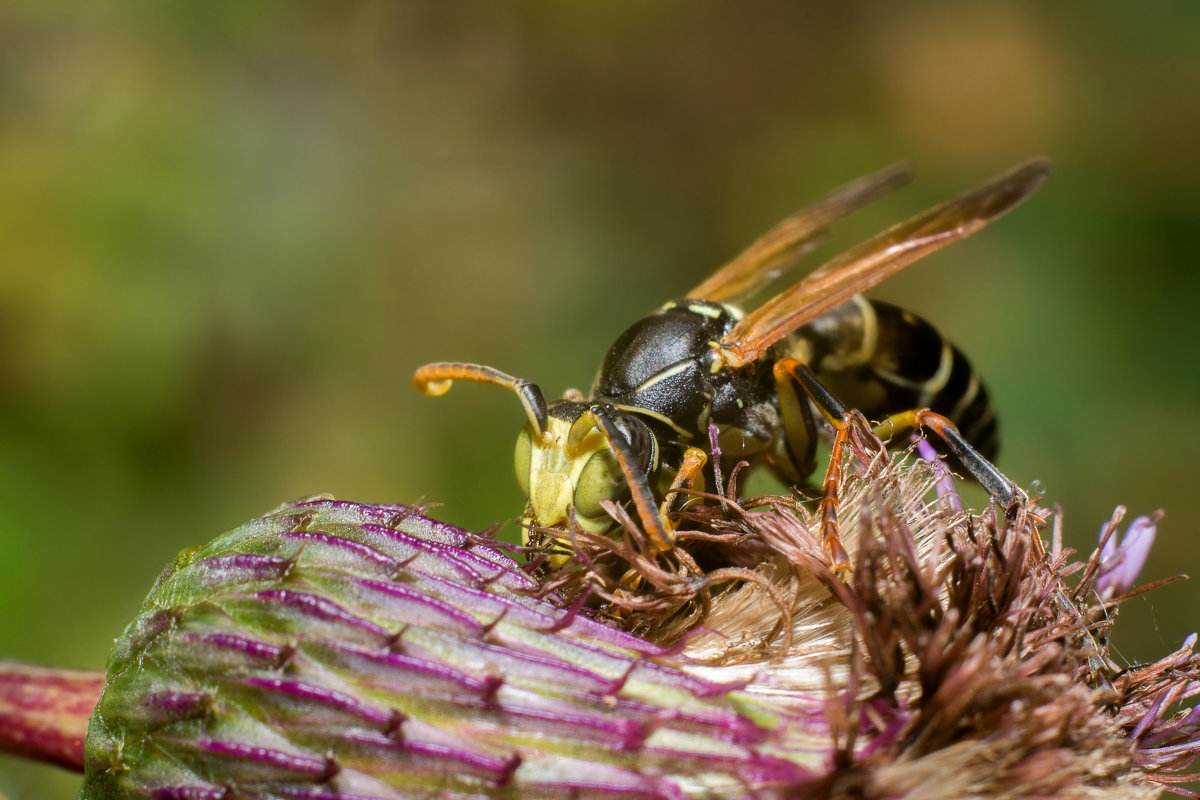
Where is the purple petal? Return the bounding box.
[914,437,962,512]
[1097,515,1158,598]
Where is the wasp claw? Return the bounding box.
[824,535,853,582]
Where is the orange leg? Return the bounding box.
[774,358,858,577]
[775,359,1022,578]
[660,447,708,521]
[817,423,855,577]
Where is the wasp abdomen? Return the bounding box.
[796,297,998,460]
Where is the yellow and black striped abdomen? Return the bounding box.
[793,296,998,460]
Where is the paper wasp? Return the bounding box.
[414,160,1049,573]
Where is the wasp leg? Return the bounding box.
[586,405,676,553]
[875,409,1018,505]
[660,447,708,520]
[771,361,821,483]
[774,357,858,577]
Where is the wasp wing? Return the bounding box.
[686,163,913,303]
[716,159,1051,368]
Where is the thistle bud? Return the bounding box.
[80,500,811,799]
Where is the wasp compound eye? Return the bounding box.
[573,448,623,519]
[514,427,533,500]
[613,414,657,477]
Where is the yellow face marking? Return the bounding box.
[523,416,618,535]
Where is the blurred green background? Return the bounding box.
[2,3,1199,796]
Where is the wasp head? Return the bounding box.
[412,363,662,560]
[514,401,659,542]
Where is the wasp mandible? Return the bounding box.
[415,160,1049,572]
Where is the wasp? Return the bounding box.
[414,160,1049,572]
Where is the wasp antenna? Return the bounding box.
[413,362,549,437]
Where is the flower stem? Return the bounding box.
[0,660,104,771]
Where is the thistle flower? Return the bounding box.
[3,429,1199,799]
[1097,511,1161,600]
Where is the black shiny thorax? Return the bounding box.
[593,300,779,456]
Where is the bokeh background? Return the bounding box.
[2,4,1199,796]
